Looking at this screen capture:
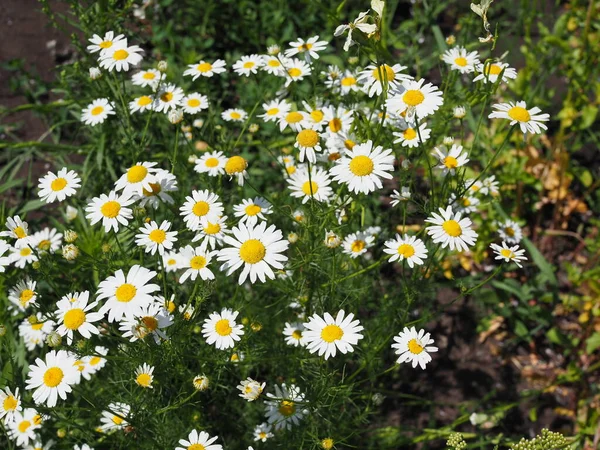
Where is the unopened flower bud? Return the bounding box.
[46,331,62,347]
[89,67,102,80]
[64,230,78,243]
[453,106,466,119]
[62,244,79,261]
[193,374,209,391]
[157,61,168,72]
[168,109,183,124]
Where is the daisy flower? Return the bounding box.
[323,64,343,90]
[278,110,310,132]
[131,68,164,88]
[183,59,227,80]
[0,386,21,422]
[303,310,364,360]
[358,63,412,97]
[334,10,377,51]
[129,95,154,114]
[98,42,143,72]
[119,302,173,344]
[232,54,263,76]
[383,234,428,268]
[483,175,500,196]
[342,231,375,258]
[322,105,354,136]
[465,178,485,195]
[55,291,103,344]
[8,278,38,313]
[253,423,274,442]
[283,322,308,347]
[81,346,108,380]
[178,243,217,283]
[37,168,81,203]
[393,122,431,148]
[450,193,480,214]
[176,430,222,450]
[135,169,178,209]
[180,189,224,231]
[285,35,328,60]
[329,140,395,194]
[97,265,160,322]
[153,83,184,113]
[19,313,54,351]
[81,98,115,126]
[85,190,134,233]
[10,246,38,269]
[441,46,480,73]
[386,78,444,121]
[30,227,62,253]
[324,230,342,248]
[162,250,181,273]
[284,58,312,86]
[490,241,527,268]
[25,350,79,407]
[497,220,523,244]
[192,216,230,249]
[293,127,322,163]
[6,408,41,446]
[237,377,266,401]
[182,93,210,114]
[392,327,439,369]
[114,161,159,195]
[221,108,247,122]
[179,304,195,321]
[264,383,308,431]
[218,221,289,284]
[287,166,333,203]
[473,61,517,84]
[86,31,126,54]
[224,155,249,186]
[390,186,411,206]
[1,216,31,247]
[425,206,478,251]
[339,70,360,95]
[488,101,549,134]
[135,220,178,256]
[233,197,273,227]
[261,55,287,76]
[134,363,154,389]
[433,144,470,175]
[259,99,291,122]
[202,309,244,350]
[100,402,130,432]
[194,151,227,176]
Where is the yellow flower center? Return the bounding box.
[91,106,104,116]
[408,338,424,354]
[230,112,242,120]
[403,128,417,140]
[141,316,158,331]
[31,322,44,330]
[115,283,137,302]
[292,330,302,340]
[245,204,262,216]
[500,248,515,258]
[225,156,248,174]
[296,129,319,148]
[136,373,152,387]
[266,107,279,116]
[187,98,201,108]
[43,367,64,387]
[20,247,32,257]
[113,49,129,61]
[204,157,219,168]
[99,41,112,49]
[127,165,148,183]
[192,201,210,217]
[112,415,124,425]
[341,76,357,86]
[259,432,268,439]
[299,42,313,51]
[63,308,86,330]
[397,244,415,258]
[20,289,35,304]
[243,61,255,69]
[148,229,166,243]
[267,59,280,67]
[344,139,355,150]
[239,239,266,264]
[197,62,212,72]
[302,181,319,196]
[3,395,17,411]
[33,414,42,425]
[204,222,221,235]
[508,106,531,122]
[403,90,425,106]
[160,91,174,103]
[286,165,297,174]
[321,324,344,342]
[454,57,467,67]
[101,200,121,218]
[190,255,207,270]
[279,400,296,417]
[486,64,502,75]
[351,240,366,253]
[142,72,156,79]
[51,178,67,191]
[505,227,515,236]
[18,420,31,433]
[349,155,374,176]
[462,198,471,207]
[310,110,324,122]
[285,111,303,124]
[328,118,342,133]
[143,182,161,196]
[215,319,232,336]
[288,67,302,77]
[372,64,395,81]
[14,226,27,239]
[188,445,206,450]
[89,356,102,366]
[442,220,462,237]
[444,156,458,169]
